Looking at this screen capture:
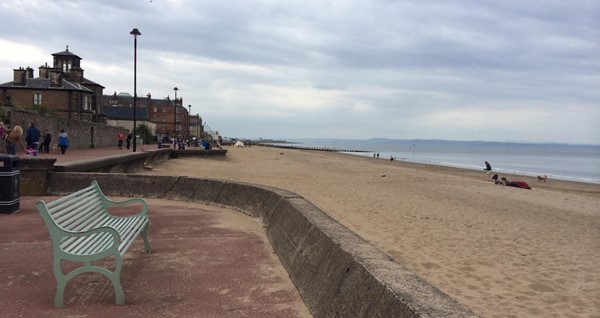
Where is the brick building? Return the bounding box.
[101,92,203,140]
[0,47,104,122]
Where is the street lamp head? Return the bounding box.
[173,87,178,92]
[130,28,141,37]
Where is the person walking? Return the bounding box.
[117,131,124,149]
[25,121,41,151]
[484,161,493,180]
[42,129,52,153]
[0,121,6,153]
[4,125,25,155]
[126,133,132,150]
[58,129,69,154]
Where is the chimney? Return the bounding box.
[39,63,51,78]
[13,67,26,86]
[69,66,84,83]
[49,69,62,87]
[25,67,34,78]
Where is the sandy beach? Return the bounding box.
[143,145,600,318]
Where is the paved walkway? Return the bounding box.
[0,147,311,317]
[18,145,164,164]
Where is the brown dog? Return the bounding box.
[537,175,548,182]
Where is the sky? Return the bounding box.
[0,0,598,144]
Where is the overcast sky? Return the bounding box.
[1,0,598,144]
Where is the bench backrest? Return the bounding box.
[37,181,108,234]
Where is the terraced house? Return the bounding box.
[0,46,104,122]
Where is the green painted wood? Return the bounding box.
[36,180,151,308]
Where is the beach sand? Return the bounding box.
[144,145,600,318]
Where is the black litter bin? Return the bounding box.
[0,155,20,214]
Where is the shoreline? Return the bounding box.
[257,142,600,185]
[336,151,600,195]
[144,146,600,317]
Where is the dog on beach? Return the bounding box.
[537,175,548,182]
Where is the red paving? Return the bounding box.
[0,147,310,317]
[20,144,166,164]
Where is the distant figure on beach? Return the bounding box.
[484,161,492,172]
[491,174,503,185]
[58,129,69,154]
[484,161,492,180]
[117,131,124,149]
[377,153,379,159]
[390,155,394,161]
[501,177,532,189]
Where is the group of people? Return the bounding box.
[117,131,133,150]
[484,161,532,189]
[0,121,69,155]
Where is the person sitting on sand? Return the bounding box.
[501,177,532,189]
[491,174,503,185]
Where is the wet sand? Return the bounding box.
[144,145,600,318]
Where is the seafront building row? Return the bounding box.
[0,47,206,140]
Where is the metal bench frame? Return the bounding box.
[36,180,151,308]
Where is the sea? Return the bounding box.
[270,138,600,185]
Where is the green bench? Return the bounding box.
[36,180,151,308]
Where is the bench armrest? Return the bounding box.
[54,226,121,258]
[90,181,148,218]
[103,197,149,218]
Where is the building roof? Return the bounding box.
[81,77,104,88]
[101,106,149,121]
[0,77,93,92]
[52,47,81,59]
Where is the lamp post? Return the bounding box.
[187,104,191,145]
[130,28,141,152]
[173,87,178,139]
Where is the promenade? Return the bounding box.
[0,146,311,317]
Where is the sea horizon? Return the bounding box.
[262,138,600,185]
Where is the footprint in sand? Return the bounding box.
[529,282,554,292]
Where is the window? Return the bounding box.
[83,95,91,111]
[61,60,72,73]
[33,93,42,105]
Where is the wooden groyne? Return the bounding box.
[257,143,372,153]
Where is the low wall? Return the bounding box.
[45,173,478,318]
[19,149,172,195]
[170,148,227,158]
[7,107,126,149]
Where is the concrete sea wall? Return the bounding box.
[45,173,478,318]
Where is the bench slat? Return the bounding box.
[51,194,103,225]
[62,231,113,255]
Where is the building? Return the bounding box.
[0,46,104,122]
[100,93,156,136]
[189,114,203,139]
[101,92,200,139]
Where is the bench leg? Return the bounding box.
[142,224,151,253]
[53,257,66,308]
[54,280,66,308]
[51,255,126,307]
